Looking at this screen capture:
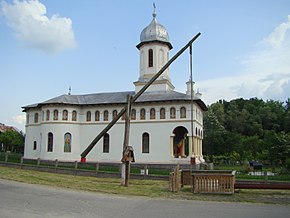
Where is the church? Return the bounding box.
[22,8,207,164]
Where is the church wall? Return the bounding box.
[24,102,204,163]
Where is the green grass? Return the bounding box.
[0,165,290,205]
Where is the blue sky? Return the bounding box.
[1,0,290,131]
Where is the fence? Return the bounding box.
[192,173,235,194]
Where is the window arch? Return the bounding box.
[113,110,118,119]
[62,110,68,121]
[95,111,100,121]
[46,110,50,121]
[86,111,91,122]
[142,132,149,153]
[103,110,109,121]
[53,109,58,120]
[103,133,110,153]
[131,109,136,120]
[150,108,155,119]
[180,107,186,118]
[160,108,166,119]
[148,49,153,67]
[64,133,72,152]
[34,113,39,123]
[170,107,176,119]
[72,110,77,121]
[47,132,53,152]
[140,108,146,120]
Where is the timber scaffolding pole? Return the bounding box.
[80,32,201,161]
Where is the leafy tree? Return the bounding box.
[0,130,24,153]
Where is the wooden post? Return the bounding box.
[20,156,24,169]
[4,153,8,162]
[55,159,58,171]
[121,95,132,186]
[74,161,78,175]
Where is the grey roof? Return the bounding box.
[22,91,207,111]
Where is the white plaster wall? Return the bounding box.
[24,102,204,163]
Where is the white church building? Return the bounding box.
[23,9,207,164]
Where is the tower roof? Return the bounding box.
[137,6,172,49]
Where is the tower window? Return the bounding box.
[170,107,176,119]
[62,110,68,121]
[95,111,100,121]
[140,108,146,120]
[53,110,58,120]
[160,108,166,119]
[34,113,39,123]
[131,109,136,120]
[150,108,155,119]
[72,110,77,121]
[104,110,109,121]
[86,111,91,122]
[148,49,153,67]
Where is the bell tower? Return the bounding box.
[134,5,175,93]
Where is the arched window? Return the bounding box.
[170,107,176,119]
[46,110,50,121]
[47,132,53,152]
[64,133,72,152]
[34,113,39,123]
[131,109,136,120]
[95,111,100,121]
[62,110,68,121]
[113,110,118,119]
[26,114,29,124]
[103,133,110,153]
[72,110,77,121]
[53,109,58,120]
[148,49,153,67]
[140,108,146,120]
[42,111,44,121]
[160,108,166,119]
[150,108,155,119]
[142,133,149,153]
[103,110,109,121]
[86,111,91,122]
[33,141,37,150]
[180,107,186,118]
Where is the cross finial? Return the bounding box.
[68,86,71,95]
[152,2,157,18]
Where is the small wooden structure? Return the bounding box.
[170,169,235,194]
[192,173,235,194]
[169,165,181,192]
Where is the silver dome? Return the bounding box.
[137,8,172,49]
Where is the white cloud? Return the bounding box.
[12,114,26,125]
[198,15,290,104]
[1,0,76,53]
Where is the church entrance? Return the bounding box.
[173,126,189,158]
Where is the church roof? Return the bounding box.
[22,91,207,111]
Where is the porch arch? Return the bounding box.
[172,126,189,158]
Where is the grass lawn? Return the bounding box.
[0,166,290,205]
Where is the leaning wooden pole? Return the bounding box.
[80,32,201,161]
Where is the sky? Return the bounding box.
[0,0,290,132]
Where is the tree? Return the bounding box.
[0,130,24,152]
